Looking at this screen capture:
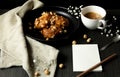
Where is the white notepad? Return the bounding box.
[72,44,102,72]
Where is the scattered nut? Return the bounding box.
[63,30,67,33]
[72,40,77,45]
[59,63,64,69]
[86,38,91,43]
[34,71,40,76]
[83,34,87,39]
[33,59,36,63]
[29,26,32,30]
[44,69,50,75]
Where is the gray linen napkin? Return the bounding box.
[0,0,59,77]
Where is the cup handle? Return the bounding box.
[97,20,106,30]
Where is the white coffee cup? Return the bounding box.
[80,5,106,30]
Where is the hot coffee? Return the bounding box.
[80,5,106,30]
[84,12,102,19]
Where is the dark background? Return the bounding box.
[0,0,120,77]
[0,0,120,9]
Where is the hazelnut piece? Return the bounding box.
[59,63,64,69]
[44,69,50,75]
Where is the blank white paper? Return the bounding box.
[72,44,102,72]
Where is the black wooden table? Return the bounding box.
[0,0,120,77]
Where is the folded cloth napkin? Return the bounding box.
[0,0,59,77]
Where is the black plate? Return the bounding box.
[22,6,79,42]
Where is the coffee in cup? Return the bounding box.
[84,12,103,19]
[80,5,107,30]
